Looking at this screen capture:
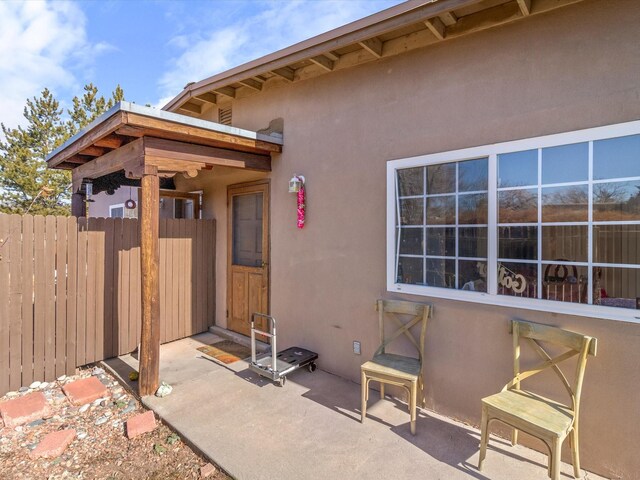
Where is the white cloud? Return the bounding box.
[157,0,399,106]
[0,1,110,129]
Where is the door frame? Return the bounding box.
[226,179,270,336]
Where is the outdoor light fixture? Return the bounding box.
[85,181,95,203]
[288,174,305,193]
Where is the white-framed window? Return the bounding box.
[387,119,640,322]
[109,203,137,219]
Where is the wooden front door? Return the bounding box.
[227,181,269,337]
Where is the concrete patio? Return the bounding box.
[105,333,606,480]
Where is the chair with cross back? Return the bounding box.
[360,299,432,435]
[478,319,597,480]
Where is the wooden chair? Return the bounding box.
[478,320,597,480]
[360,299,431,435]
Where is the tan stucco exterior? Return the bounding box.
[178,1,640,477]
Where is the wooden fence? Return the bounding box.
[0,214,215,395]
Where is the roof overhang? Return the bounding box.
[46,102,283,193]
[163,0,584,114]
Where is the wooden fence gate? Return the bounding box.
[0,214,216,395]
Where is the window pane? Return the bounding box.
[499,189,537,223]
[399,228,423,255]
[399,198,423,225]
[593,225,640,265]
[542,142,588,184]
[459,227,487,258]
[542,225,588,262]
[397,257,423,285]
[459,158,488,192]
[426,227,455,256]
[595,266,640,309]
[542,185,588,222]
[498,149,537,188]
[426,196,455,225]
[459,260,487,292]
[426,163,456,194]
[498,262,537,298]
[499,226,538,260]
[542,263,587,304]
[593,180,640,221]
[594,134,640,181]
[398,167,424,196]
[459,193,488,224]
[110,207,124,218]
[425,258,455,289]
[232,193,263,267]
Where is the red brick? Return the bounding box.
[62,377,108,406]
[126,410,156,439]
[200,463,217,478]
[0,392,50,427]
[30,429,75,459]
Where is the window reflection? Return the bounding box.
[459,193,488,224]
[459,227,487,258]
[397,257,423,285]
[498,149,537,188]
[425,258,455,289]
[426,196,455,225]
[425,227,455,256]
[542,185,588,222]
[594,225,640,265]
[399,228,423,255]
[542,142,588,184]
[426,163,456,194]
[542,263,587,304]
[498,262,537,298]
[460,260,487,292]
[398,167,424,196]
[399,198,423,225]
[593,181,640,221]
[542,226,588,262]
[594,134,640,181]
[459,158,488,192]
[499,226,537,260]
[499,189,538,223]
[594,267,640,310]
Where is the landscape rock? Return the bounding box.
[91,367,105,376]
[200,463,217,478]
[126,411,156,439]
[30,429,75,459]
[155,382,172,398]
[78,404,89,414]
[29,381,42,389]
[95,416,109,426]
[0,391,51,427]
[62,377,108,406]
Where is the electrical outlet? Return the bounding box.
[353,341,361,355]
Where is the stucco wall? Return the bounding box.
[186,1,640,477]
[89,188,138,218]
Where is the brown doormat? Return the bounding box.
[197,340,252,364]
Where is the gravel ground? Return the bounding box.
[0,366,228,480]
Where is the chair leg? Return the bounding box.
[478,405,489,471]
[418,375,425,408]
[512,428,519,446]
[361,371,367,424]
[571,426,581,478]
[409,380,417,435]
[380,382,385,400]
[551,438,562,480]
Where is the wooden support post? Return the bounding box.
[71,193,86,217]
[138,166,160,396]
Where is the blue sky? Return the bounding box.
[0,0,402,129]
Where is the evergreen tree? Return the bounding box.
[0,84,125,215]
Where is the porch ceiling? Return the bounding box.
[46,101,282,182]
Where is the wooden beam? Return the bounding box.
[447,0,522,37]
[238,78,263,91]
[359,37,383,58]
[517,0,531,15]
[125,112,282,154]
[73,137,144,181]
[309,55,334,72]
[324,51,340,61]
[271,67,295,82]
[79,146,107,157]
[94,134,123,149]
[138,167,160,396]
[439,11,458,26]
[195,92,217,104]
[47,111,125,168]
[214,86,236,98]
[178,102,202,114]
[71,193,86,217]
[143,137,271,172]
[425,17,446,40]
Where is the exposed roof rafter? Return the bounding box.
[425,17,446,40]
[214,86,236,98]
[271,66,296,82]
[239,78,263,91]
[196,92,217,104]
[359,37,383,58]
[309,55,335,71]
[517,0,532,15]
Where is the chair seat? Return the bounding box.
[482,389,574,438]
[361,353,421,381]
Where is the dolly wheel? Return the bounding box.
[308,362,317,373]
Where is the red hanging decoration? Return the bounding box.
[297,182,306,229]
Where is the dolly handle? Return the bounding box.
[250,313,277,370]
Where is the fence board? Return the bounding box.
[0,214,215,395]
[21,215,34,385]
[0,215,11,394]
[44,216,57,382]
[66,217,77,375]
[76,218,88,366]
[9,215,23,390]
